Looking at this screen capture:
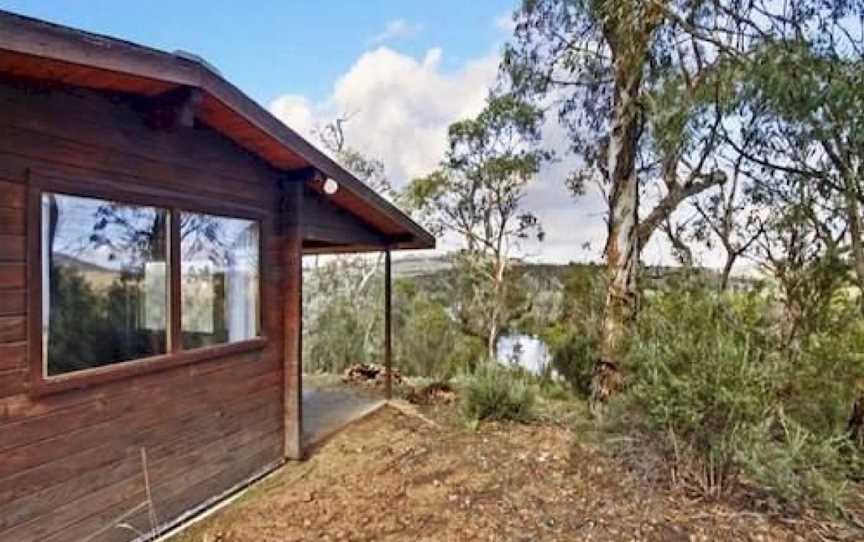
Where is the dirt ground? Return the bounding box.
[170,403,862,542]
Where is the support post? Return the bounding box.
[282,181,303,459]
[384,248,392,401]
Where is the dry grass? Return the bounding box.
[168,404,857,541]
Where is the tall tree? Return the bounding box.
[503,0,735,416]
[737,38,864,303]
[302,117,396,371]
[721,9,864,440]
[690,134,763,291]
[405,94,551,361]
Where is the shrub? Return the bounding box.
[462,364,537,424]
[542,325,596,397]
[784,309,864,436]
[396,290,461,379]
[617,287,857,511]
[736,413,851,513]
[536,264,606,397]
[445,334,487,376]
[621,289,781,490]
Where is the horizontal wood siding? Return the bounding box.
[301,186,385,246]
[0,82,288,542]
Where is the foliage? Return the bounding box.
[736,414,853,513]
[393,281,484,379]
[542,327,596,397]
[537,264,607,396]
[461,363,537,424]
[615,286,861,511]
[303,255,384,373]
[405,94,552,360]
[781,298,864,435]
[621,288,781,484]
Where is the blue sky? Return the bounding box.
[0,1,668,265]
[0,1,619,265]
[0,1,516,105]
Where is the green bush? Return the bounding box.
[783,307,864,435]
[445,334,487,375]
[542,325,596,397]
[618,287,857,511]
[622,289,781,485]
[396,290,461,379]
[536,264,606,396]
[462,364,537,423]
[736,413,851,513]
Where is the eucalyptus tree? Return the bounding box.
[719,9,864,440]
[405,94,552,362]
[750,172,848,348]
[690,128,764,291]
[734,37,864,307]
[503,0,748,415]
[301,118,395,372]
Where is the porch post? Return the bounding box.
[384,247,392,400]
[282,181,303,459]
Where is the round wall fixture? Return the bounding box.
[323,178,339,195]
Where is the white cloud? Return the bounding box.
[268,45,727,268]
[369,19,423,45]
[494,13,516,33]
[268,46,606,264]
[270,46,498,185]
[268,94,316,139]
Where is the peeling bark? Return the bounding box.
[591,60,643,420]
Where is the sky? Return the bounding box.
[1,0,693,266]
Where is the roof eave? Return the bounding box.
[0,9,435,250]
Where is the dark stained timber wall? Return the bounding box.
[0,81,287,542]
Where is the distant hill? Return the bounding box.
[53,252,116,273]
[391,254,458,278]
[392,252,758,291]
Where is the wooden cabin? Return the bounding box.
[0,11,434,542]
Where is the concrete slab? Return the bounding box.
[302,387,385,448]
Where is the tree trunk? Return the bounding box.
[487,255,507,362]
[590,64,643,420]
[848,393,864,448]
[844,182,864,311]
[719,252,737,292]
[487,318,498,363]
[843,174,864,445]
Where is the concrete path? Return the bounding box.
[302,386,385,449]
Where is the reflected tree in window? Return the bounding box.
[180,213,260,349]
[43,194,169,375]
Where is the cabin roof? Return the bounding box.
[0,10,435,251]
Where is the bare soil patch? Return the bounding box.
[170,405,858,541]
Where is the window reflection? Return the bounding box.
[180,213,260,349]
[43,193,169,376]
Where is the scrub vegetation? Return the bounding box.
[295,0,864,535]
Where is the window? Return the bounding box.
[39,191,261,380]
[42,193,169,376]
[181,213,260,349]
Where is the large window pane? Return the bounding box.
[181,213,259,349]
[43,193,169,376]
